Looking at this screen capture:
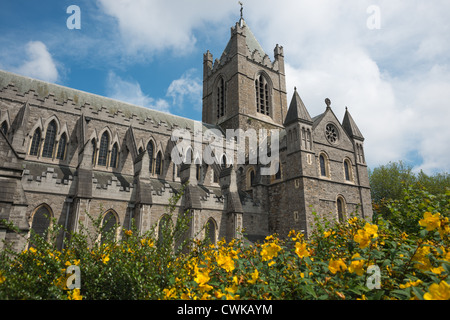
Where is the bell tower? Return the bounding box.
[202,10,288,133]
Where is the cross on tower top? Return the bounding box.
[239,2,244,19]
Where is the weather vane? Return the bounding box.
[239,1,243,19]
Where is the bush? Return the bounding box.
[1,186,449,300]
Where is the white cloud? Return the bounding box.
[233,0,450,174]
[106,71,170,113]
[14,41,59,83]
[166,69,202,110]
[96,0,235,55]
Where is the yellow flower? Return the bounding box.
[328,258,347,274]
[323,231,332,238]
[412,246,432,271]
[348,253,365,276]
[247,269,259,284]
[194,269,213,292]
[29,247,37,254]
[163,288,177,299]
[102,254,110,264]
[353,229,371,249]
[124,229,132,236]
[0,271,5,284]
[268,260,276,267]
[423,281,450,300]
[68,288,82,300]
[260,242,282,261]
[364,223,378,238]
[216,253,235,273]
[419,212,441,231]
[400,279,423,289]
[294,242,310,259]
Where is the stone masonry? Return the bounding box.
[0,15,372,252]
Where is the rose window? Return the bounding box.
[325,124,338,143]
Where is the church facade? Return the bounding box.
[0,17,372,252]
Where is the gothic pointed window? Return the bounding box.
[221,155,227,170]
[275,162,282,180]
[91,139,97,165]
[337,198,345,222]
[42,120,57,158]
[155,151,162,175]
[30,204,52,246]
[250,169,255,186]
[110,143,119,168]
[98,132,109,166]
[255,74,270,116]
[56,133,67,160]
[101,210,118,244]
[205,219,217,245]
[344,159,352,181]
[217,77,225,118]
[147,141,154,173]
[1,121,7,135]
[319,154,328,177]
[29,128,41,156]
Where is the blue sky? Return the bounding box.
[1,0,450,174]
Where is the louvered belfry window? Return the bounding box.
[255,74,270,116]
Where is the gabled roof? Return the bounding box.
[284,88,312,126]
[342,108,364,140]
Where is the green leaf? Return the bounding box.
[411,287,425,300]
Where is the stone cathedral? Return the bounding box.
[0,15,372,252]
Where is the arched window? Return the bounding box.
[250,169,255,187]
[29,128,41,156]
[275,162,282,180]
[30,204,52,245]
[91,139,97,165]
[196,164,201,181]
[101,211,118,244]
[155,151,162,175]
[306,129,312,150]
[255,74,270,115]
[337,197,345,222]
[56,133,67,160]
[110,143,119,168]
[147,141,154,173]
[217,77,225,118]
[1,121,8,135]
[98,132,109,166]
[319,155,327,177]
[42,120,57,158]
[344,159,352,181]
[205,219,217,245]
[221,155,227,170]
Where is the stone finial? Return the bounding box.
[325,98,331,108]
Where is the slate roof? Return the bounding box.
[284,89,312,126]
[0,69,219,133]
[222,18,267,58]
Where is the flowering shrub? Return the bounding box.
[0,187,449,300]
